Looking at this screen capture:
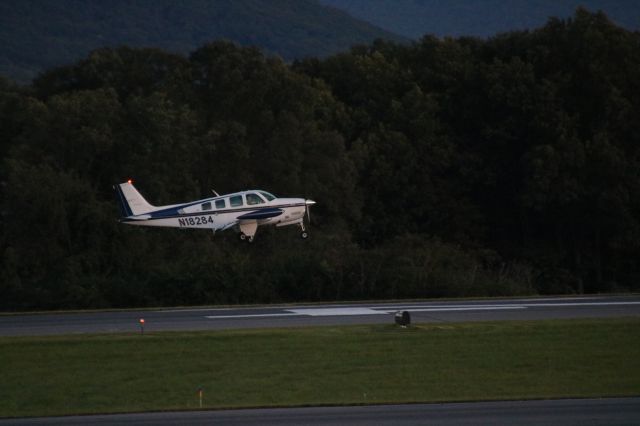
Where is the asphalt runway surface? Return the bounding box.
[2,398,639,425]
[0,295,638,336]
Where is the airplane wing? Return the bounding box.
[234,208,284,242]
[237,208,283,220]
[218,208,284,231]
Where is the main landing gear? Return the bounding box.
[238,221,258,243]
[239,233,254,243]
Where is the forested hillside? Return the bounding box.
[1,9,639,311]
[0,0,402,83]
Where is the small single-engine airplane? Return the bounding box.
[114,180,315,242]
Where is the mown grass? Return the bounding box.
[0,318,639,417]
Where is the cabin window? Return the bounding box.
[246,193,265,205]
[215,199,226,209]
[259,191,276,201]
[202,202,212,211]
[230,195,243,207]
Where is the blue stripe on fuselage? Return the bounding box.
[114,185,133,217]
[139,204,304,221]
[237,208,283,220]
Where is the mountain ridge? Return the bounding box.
[319,0,640,38]
[0,0,404,83]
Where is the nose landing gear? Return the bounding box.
[299,222,309,239]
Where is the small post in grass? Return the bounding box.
[197,388,203,408]
[394,311,411,328]
[139,318,145,335]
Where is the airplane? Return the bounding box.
[113,180,315,242]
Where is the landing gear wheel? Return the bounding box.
[301,231,309,239]
[239,233,255,243]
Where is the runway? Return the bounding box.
[2,296,638,425]
[0,295,639,336]
[3,398,639,425]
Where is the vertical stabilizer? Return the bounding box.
[113,181,155,216]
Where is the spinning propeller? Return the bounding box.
[305,199,315,224]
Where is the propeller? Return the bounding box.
[305,199,316,224]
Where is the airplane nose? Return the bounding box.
[305,199,316,206]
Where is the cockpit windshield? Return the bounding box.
[259,191,276,201]
[246,193,265,205]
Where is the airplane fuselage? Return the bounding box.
[115,182,314,241]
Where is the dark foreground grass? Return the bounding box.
[0,318,639,417]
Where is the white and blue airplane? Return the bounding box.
[114,180,315,242]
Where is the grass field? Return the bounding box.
[1,318,639,417]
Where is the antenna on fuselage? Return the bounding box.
[211,189,220,197]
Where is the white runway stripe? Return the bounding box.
[288,307,385,316]
[390,306,526,313]
[202,300,640,320]
[205,313,300,319]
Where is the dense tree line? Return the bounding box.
[1,9,639,310]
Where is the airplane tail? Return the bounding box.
[113,181,155,217]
